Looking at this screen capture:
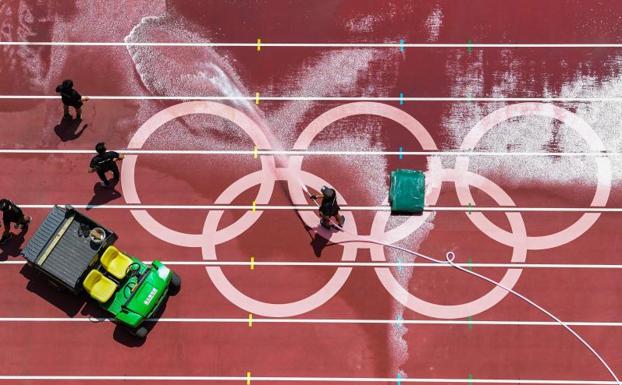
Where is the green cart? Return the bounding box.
[21,205,181,338]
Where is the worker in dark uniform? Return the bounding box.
[89,142,124,187]
[310,186,345,229]
[0,199,31,244]
[55,79,88,120]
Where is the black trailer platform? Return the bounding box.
[21,206,117,293]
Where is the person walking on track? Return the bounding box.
[55,79,89,120]
[0,199,31,244]
[310,186,345,229]
[89,142,124,187]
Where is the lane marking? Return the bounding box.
[248,313,253,327]
[255,92,260,105]
[257,38,261,51]
[399,146,404,159]
[250,257,255,270]
[5,260,622,269]
[0,148,619,157]
[7,95,622,102]
[467,40,473,54]
[399,92,404,105]
[253,146,258,159]
[247,371,251,384]
[2,317,622,326]
[3,41,622,48]
[0,375,615,383]
[12,204,622,213]
[399,39,405,53]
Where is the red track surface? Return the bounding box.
[1,1,621,384]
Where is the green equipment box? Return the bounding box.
[389,169,425,214]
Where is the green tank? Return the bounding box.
[389,169,426,214]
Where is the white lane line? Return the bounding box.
[1,314,622,327]
[143,262,622,269]
[0,375,615,384]
[14,204,622,213]
[2,41,622,48]
[3,260,622,269]
[1,317,621,327]
[4,95,622,102]
[0,149,618,157]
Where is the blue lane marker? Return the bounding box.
[397,256,403,271]
[399,146,404,160]
[399,92,404,105]
[397,372,402,385]
[396,314,403,325]
[399,39,405,53]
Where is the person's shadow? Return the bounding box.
[0,226,29,261]
[309,225,340,258]
[86,179,122,210]
[54,117,88,142]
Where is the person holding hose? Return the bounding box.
[310,186,345,229]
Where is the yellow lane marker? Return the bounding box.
[248,313,253,327]
[253,145,258,159]
[250,256,255,270]
[257,38,261,51]
[255,92,260,105]
[252,200,256,212]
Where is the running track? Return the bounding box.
[0,1,621,384]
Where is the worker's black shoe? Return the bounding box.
[337,215,345,227]
[320,218,331,229]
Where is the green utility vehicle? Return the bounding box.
[21,205,180,338]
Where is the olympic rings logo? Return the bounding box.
[120,101,611,319]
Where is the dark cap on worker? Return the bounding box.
[61,79,73,90]
[95,142,106,154]
[321,186,335,198]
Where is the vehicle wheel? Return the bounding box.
[169,272,181,295]
[131,326,149,339]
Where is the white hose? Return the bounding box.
[307,193,620,384]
